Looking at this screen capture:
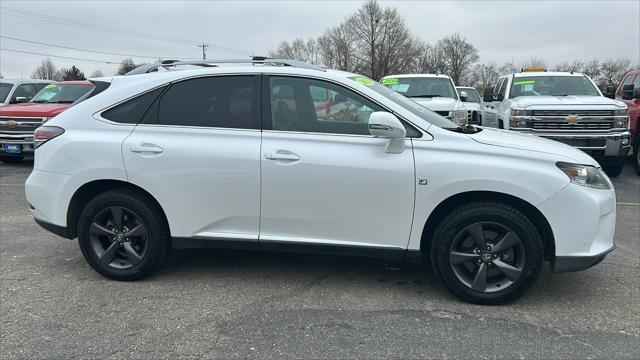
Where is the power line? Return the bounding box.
[0,35,174,60]
[0,6,251,56]
[0,48,121,64]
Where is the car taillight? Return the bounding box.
[34,126,65,149]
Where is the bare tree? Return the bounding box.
[522,57,547,69]
[470,62,500,90]
[90,70,104,78]
[346,0,417,79]
[581,58,601,80]
[31,58,58,80]
[117,58,138,75]
[317,23,358,72]
[598,57,632,87]
[410,42,447,74]
[437,33,479,85]
[499,62,518,75]
[553,60,584,73]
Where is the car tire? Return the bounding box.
[603,165,624,178]
[634,137,640,176]
[477,114,482,126]
[77,188,171,281]
[430,202,543,305]
[498,119,504,129]
[0,156,24,163]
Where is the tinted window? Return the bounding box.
[102,87,165,124]
[12,84,38,101]
[269,76,383,135]
[153,76,259,129]
[381,77,457,99]
[497,78,508,98]
[0,83,13,102]
[633,75,640,89]
[509,76,599,98]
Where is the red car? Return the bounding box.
[0,80,94,163]
[614,70,640,174]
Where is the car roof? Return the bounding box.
[513,71,587,78]
[0,79,54,85]
[381,74,452,79]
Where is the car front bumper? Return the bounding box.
[536,182,616,273]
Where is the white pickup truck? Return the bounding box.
[380,74,468,125]
[482,70,631,176]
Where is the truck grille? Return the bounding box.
[0,117,44,144]
[531,110,615,131]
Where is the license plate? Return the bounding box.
[3,144,21,154]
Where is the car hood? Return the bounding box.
[470,127,598,166]
[410,97,459,111]
[0,102,71,117]
[512,95,626,109]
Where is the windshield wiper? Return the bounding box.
[50,100,74,103]
[31,100,49,103]
[407,94,442,98]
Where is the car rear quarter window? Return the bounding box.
[150,75,260,129]
[102,87,166,124]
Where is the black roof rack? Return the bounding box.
[125,57,324,75]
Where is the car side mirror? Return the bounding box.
[483,88,494,102]
[368,111,406,154]
[494,93,504,101]
[459,91,468,102]
[605,86,616,99]
[621,84,635,100]
[13,96,28,103]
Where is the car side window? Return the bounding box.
[102,87,166,124]
[493,78,504,100]
[11,84,37,102]
[149,75,260,129]
[633,75,640,89]
[497,77,508,99]
[268,76,384,136]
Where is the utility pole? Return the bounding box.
[197,43,209,60]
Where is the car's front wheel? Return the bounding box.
[430,202,543,305]
[77,189,170,280]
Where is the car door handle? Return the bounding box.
[264,151,300,161]
[130,145,163,154]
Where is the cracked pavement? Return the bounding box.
[1,159,639,359]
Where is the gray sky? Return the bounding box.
[1,0,638,78]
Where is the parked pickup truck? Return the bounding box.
[0,80,94,163]
[483,69,631,177]
[607,69,639,175]
[380,74,468,125]
[0,79,53,107]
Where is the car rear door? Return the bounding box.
[259,75,415,256]
[121,75,262,244]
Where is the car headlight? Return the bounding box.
[449,110,468,125]
[509,119,530,128]
[613,109,629,129]
[42,117,51,123]
[510,108,532,117]
[556,162,611,190]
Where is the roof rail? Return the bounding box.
[125,57,324,75]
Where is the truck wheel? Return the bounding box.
[603,165,624,178]
[77,189,171,281]
[498,119,504,129]
[430,202,543,305]
[634,137,640,176]
[477,114,482,126]
[0,156,24,163]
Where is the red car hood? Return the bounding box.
[0,102,72,118]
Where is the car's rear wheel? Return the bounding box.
[603,165,624,178]
[77,189,170,280]
[0,155,24,163]
[634,136,640,176]
[430,202,543,305]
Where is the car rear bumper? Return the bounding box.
[551,245,615,272]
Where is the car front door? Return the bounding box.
[483,78,503,128]
[122,75,262,244]
[259,76,416,256]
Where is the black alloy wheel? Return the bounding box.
[89,206,148,269]
[448,222,525,293]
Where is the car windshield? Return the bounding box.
[0,83,13,103]
[31,84,94,104]
[348,76,459,130]
[509,76,600,98]
[457,88,480,102]
[381,77,457,99]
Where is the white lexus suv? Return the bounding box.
[25,59,616,304]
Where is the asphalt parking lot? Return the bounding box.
[1,159,638,359]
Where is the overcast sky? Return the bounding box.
[1,0,638,78]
